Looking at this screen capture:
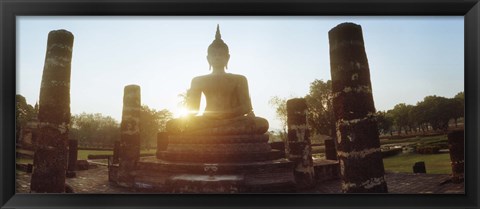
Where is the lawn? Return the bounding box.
[77,150,113,160]
[77,149,156,160]
[16,149,157,164]
[382,134,452,174]
[380,134,447,146]
[383,152,452,174]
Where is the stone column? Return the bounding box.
[157,132,169,152]
[324,138,338,160]
[112,140,120,164]
[117,85,141,187]
[66,139,78,178]
[413,161,427,173]
[447,130,464,183]
[286,98,315,188]
[328,22,388,193]
[30,29,74,193]
[156,132,168,159]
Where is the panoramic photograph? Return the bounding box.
[15,16,464,193]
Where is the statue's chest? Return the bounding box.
[204,76,238,93]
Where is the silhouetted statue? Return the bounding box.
[166,25,268,135]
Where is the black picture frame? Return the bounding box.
[1,0,479,208]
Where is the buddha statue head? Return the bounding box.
[207,25,230,70]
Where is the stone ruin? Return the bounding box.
[27,23,418,193]
[30,29,74,193]
[328,22,388,193]
[109,26,297,192]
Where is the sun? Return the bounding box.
[173,107,189,118]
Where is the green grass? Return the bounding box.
[16,149,157,164]
[77,149,156,160]
[383,152,452,174]
[382,134,451,174]
[77,150,113,160]
[311,146,325,154]
[380,134,447,146]
[141,149,157,154]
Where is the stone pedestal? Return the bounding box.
[270,141,286,158]
[136,133,296,193]
[328,22,388,193]
[112,140,120,164]
[30,29,74,193]
[166,174,245,193]
[413,161,427,173]
[135,157,295,193]
[66,139,78,178]
[286,98,315,189]
[313,159,340,182]
[157,132,168,152]
[324,138,338,160]
[117,85,141,187]
[447,130,464,183]
[157,134,281,162]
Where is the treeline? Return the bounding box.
[377,92,464,136]
[15,94,173,149]
[70,106,172,149]
[269,80,464,140]
[16,95,38,142]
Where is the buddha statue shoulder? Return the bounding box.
[166,25,268,135]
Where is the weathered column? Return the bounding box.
[157,132,168,152]
[447,130,464,183]
[324,138,338,160]
[155,132,168,159]
[328,22,388,193]
[30,29,74,193]
[413,161,426,173]
[112,140,120,164]
[117,85,141,187]
[286,98,315,188]
[66,139,78,178]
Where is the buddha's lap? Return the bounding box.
[166,116,268,134]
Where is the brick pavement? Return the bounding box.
[16,164,464,194]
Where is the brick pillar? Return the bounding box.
[30,29,74,193]
[286,98,315,188]
[447,130,464,183]
[66,139,78,178]
[117,85,141,187]
[328,22,388,193]
[112,140,120,164]
[157,132,169,151]
[324,138,338,160]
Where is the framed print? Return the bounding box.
[1,0,479,208]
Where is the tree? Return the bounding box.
[452,91,464,127]
[406,104,418,133]
[411,102,429,133]
[390,103,416,135]
[420,95,453,131]
[16,94,37,142]
[268,96,288,140]
[177,90,188,107]
[376,111,393,136]
[140,105,173,149]
[304,79,335,139]
[70,113,120,148]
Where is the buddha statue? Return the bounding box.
[166,25,268,135]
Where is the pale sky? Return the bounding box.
[16,16,464,131]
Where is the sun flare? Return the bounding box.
[173,107,189,118]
